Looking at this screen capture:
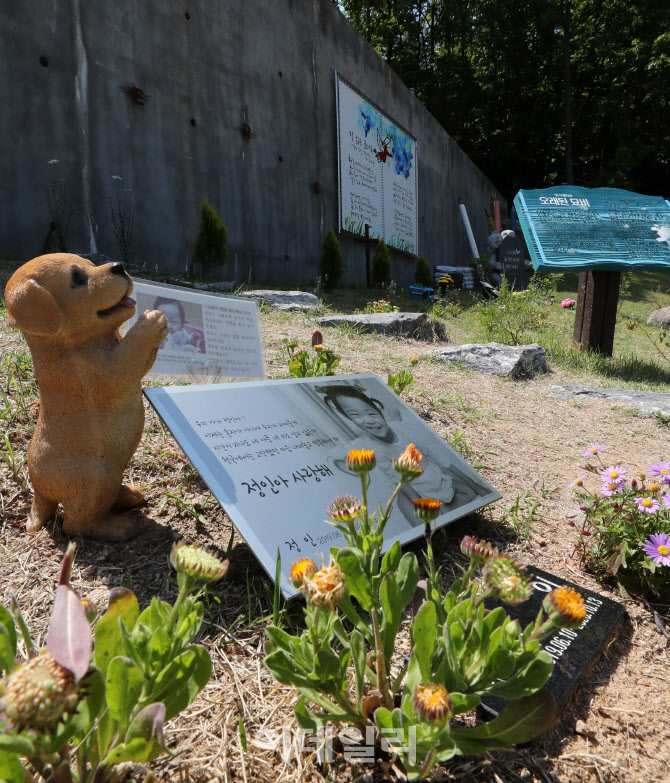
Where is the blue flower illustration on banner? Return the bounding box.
[389,127,414,179]
[358,102,379,137]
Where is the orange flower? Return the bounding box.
[412,497,442,522]
[346,449,376,474]
[302,560,346,610]
[290,558,318,588]
[393,444,424,481]
[543,586,586,629]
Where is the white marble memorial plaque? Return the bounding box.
[145,374,501,596]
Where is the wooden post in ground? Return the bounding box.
[573,270,621,356]
[354,224,378,287]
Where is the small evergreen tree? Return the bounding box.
[414,256,432,287]
[371,238,391,288]
[193,199,228,279]
[319,228,344,289]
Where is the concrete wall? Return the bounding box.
[2,0,505,286]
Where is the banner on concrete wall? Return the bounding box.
[336,74,418,255]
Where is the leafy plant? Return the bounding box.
[387,369,415,397]
[358,299,398,314]
[265,445,580,778]
[192,199,228,280]
[319,229,344,290]
[570,445,670,599]
[478,278,549,345]
[430,299,462,319]
[414,256,432,287]
[371,239,391,288]
[0,541,228,782]
[283,332,340,377]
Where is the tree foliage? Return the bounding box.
[339,0,670,199]
[371,238,391,287]
[319,228,345,289]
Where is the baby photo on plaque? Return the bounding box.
[145,374,501,596]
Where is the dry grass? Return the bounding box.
[1,268,669,782]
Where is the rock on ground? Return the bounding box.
[318,312,446,340]
[548,384,670,417]
[432,342,548,378]
[647,306,670,329]
[239,290,320,310]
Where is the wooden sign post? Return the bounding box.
[355,223,378,288]
[573,270,621,356]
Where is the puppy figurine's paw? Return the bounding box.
[135,309,169,344]
[26,512,45,534]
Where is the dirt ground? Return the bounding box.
[0,276,669,783]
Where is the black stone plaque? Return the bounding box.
[498,235,532,290]
[482,566,626,717]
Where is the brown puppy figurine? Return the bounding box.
[4,253,168,541]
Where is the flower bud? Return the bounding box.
[393,444,424,481]
[327,495,362,525]
[543,586,586,629]
[482,556,532,605]
[412,683,453,723]
[346,449,376,474]
[302,560,345,611]
[170,542,229,583]
[290,558,318,588]
[412,497,442,522]
[460,536,499,563]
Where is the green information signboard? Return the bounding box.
[514,186,670,272]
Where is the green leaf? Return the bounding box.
[0,733,35,756]
[488,652,554,700]
[97,708,116,758]
[69,668,106,740]
[264,625,299,654]
[0,624,15,677]
[396,552,420,611]
[412,601,437,681]
[350,630,366,711]
[150,645,212,721]
[95,588,140,678]
[149,628,172,672]
[451,690,556,750]
[265,650,317,690]
[381,540,401,576]
[337,549,373,611]
[450,691,481,715]
[0,605,17,675]
[175,602,204,647]
[0,750,24,783]
[380,574,402,661]
[294,695,319,732]
[106,657,144,730]
[105,702,168,765]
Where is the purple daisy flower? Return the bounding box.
[634,496,660,514]
[641,533,670,565]
[601,466,627,483]
[569,476,587,489]
[583,444,606,459]
[648,462,670,485]
[601,481,623,497]
[661,494,670,511]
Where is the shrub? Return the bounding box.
[414,256,432,287]
[265,444,579,778]
[319,228,344,289]
[283,331,340,377]
[570,445,670,599]
[371,239,391,287]
[193,199,228,279]
[357,299,398,314]
[478,277,548,345]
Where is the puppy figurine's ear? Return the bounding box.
[5,278,64,335]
